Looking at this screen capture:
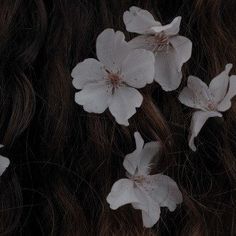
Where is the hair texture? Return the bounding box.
[0,0,236,235]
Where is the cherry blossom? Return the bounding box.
[71,29,155,126]
[106,132,183,228]
[123,6,192,91]
[179,64,236,151]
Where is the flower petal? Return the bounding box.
[121,49,155,88]
[0,155,10,176]
[154,47,182,91]
[123,132,144,176]
[209,64,232,104]
[189,111,222,151]
[153,35,192,91]
[141,210,160,228]
[134,132,145,152]
[178,87,198,109]
[187,75,209,90]
[169,36,192,72]
[139,174,183,212]
[109,87,143,126]
[185,76,212,110]
[123,6,160,34]
[137,141,161,176]
[96,29,131,72]
[217,75,236,112]
[106,179,139,210]
[151,16,181,36]
[71,59,107,90]
[75,81,112,113]
[132,187,161,228]
[128,35,154,51]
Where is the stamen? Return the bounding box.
[204,92,217,111]
[207,101,217,111]
[148,32,170,53]
[108,73,120,87]
[132,175,145,184]
[106,71,122,94]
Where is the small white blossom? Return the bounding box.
[71,28,155,126]
[123,6,192,91]
[0,145,10,176]
[106,132,183,228]
[179,64,236,151]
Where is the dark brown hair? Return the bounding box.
[0,0,236,235]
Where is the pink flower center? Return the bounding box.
[192,88,217,111]
[148,32,170,53]
[132,175,145,183]
[108,73,121,88]
[207,101,217,111]
[105,70,123,94]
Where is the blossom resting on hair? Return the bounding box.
[71,28,155,126]
[106,132,183,228]
[178,64,236,151]
[123,6,192,91]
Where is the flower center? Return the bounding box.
[148,32,170,53]
[192,88,217,111]
[105,70,123,94]
[132,175,145,184]
[207,101,217,111]
[108,73,121,88]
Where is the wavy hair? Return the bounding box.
[0,0,236,235]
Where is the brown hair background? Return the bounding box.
[0,0,236,235]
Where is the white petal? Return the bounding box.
[134,132,145,152]
[141,210,160,228]
[106,179,139,210]
[123,132,144,176]
[128,35,154,51]
[71,59,107,89]
[96,29,131,72]
[179,86,210,111]
[187,75,209,91]
[217,75,236,112]
[169,36,192,72]
[178,87,198,108]
[132,187,161,228]
[189,111,222,151]
[154,36,192,91]
[123,6,160,34]
[186,76,213,110]
[137,141,161,176]
[107,176,160,228]
[0,155,10,176]
[154,47,182,91]
[121,49,155,88]
[75,81,112,113]
[109,87,143,126]
[151,16,182,36]
[139,174,183,212]
[124,133,161,176]
[209,64,232,104]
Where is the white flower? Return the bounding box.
[123,6,192,91]
[106,132,183,228]
[71,28,155,126]
[179,64,236,151]
[0,145,10,176]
